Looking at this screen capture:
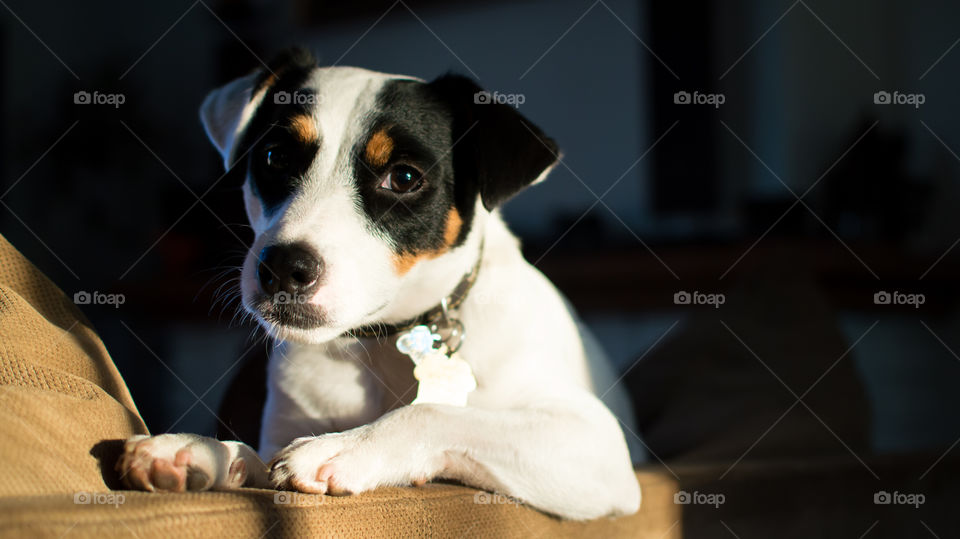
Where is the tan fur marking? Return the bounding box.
[254,73,278,95]
[443,208,462,247]
[365,129,394,167]
[393,253,422,275]
[392,208,463,275]
[289,115,319,144]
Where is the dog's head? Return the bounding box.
[200,48,558,344]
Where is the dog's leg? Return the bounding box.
[117,434,270,491]
[269,393,640,520]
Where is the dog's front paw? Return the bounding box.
[116,434,248,492]
[270,428,432,496]
[269,432,364,495]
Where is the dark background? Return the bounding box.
[2,0,960,533]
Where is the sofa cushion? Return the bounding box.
[0,470,678,538]
[0,234,147,497]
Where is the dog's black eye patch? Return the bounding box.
[353,80,475,274]
[243,109,322,215]
[249,140,312,214]
[232,48,321,216]
[357,125,439,200]
[359,125,436,175]
[248,133,318,211]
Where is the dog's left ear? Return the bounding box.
[428,75,559,210]
[199,72,262,169]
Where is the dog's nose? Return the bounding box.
[257,243,324,298]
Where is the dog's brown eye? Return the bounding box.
[379,165,423,193]
[265,145,289,171]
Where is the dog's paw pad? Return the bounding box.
[149,458,186,491]
[117,434,222,492]
[270,459,326,494]
[316,464,352,495]
[291,475,327,494]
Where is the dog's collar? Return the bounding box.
[345,242,483,340]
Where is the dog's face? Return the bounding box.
[200,49,558,344]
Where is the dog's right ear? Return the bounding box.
[199,72,263,169]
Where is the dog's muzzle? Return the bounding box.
[257,243,324,301]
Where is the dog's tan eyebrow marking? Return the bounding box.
[392,208,463,276]
[365,129,394,168]
[288,115,319,144]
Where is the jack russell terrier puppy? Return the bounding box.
[117,48,641,520]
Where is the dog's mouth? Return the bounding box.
[249,294,328,330]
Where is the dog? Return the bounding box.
[117,48,642,520]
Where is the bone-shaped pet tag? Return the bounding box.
[396,325,476,407]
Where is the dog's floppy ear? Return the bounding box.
[199,72,262,168]
[427,75,559,210]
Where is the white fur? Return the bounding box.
[120,66,641,521]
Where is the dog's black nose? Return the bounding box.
[257,243,324,299]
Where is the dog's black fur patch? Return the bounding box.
[235,48,320,215]
[354,74,559,256]
[353,80,462,258]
